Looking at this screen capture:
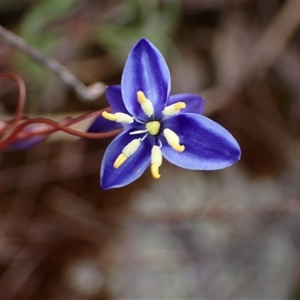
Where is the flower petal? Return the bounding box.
[7,135,46,151]
[121,38,171,121]
[101,130,154,189]
[87,116,123,133]
[106,85,128,114]
[5,124,49,151]
[87,85,141,133]
[161,113,241,170]
[167,94,205,115]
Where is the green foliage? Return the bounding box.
[20,0,77,50]
[17,0,78,110]
[97,0,181,64]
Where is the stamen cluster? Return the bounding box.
[102,90,185,179]
[89,38,241,190]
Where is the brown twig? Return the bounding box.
[0,25,105,101]
[0,72,119,151]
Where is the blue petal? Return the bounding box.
[101,130,154,189]
[106,85,128,114]
[87,116,123,133]
[5,124,48,151]
[161,113,241,170]
[121,38,171,121]
[167,94,205,115]
[87,85,140,133]
[7,135,46,151]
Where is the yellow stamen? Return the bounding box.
[113,139,141,169]
[151,164,161,179]
[137,91,147,104]
[113,154,127,169]
[102,111,117,121]
[173,102,186,110]
[136,91,154,117]
[162,102,186,116]
[172,144,185,152]
[163,128,185,152]
[146,121,161,135]
[151,145,162,179]
[102,111,133,124]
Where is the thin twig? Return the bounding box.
[0,73,26,129]
[0,25,105,101]
[0,110,122,151]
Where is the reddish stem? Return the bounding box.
[0,72,122,151]
[0,73,26,129]
[0,107,123,151]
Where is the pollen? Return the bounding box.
[113,154,127,169]
[151,145,162,179]
[137,91,154,117]
[113,138,141,168]
[163,128,185,152]
[102,111,117,121]
[162,102,186,116]
[102,111,134,124]
[146,121,161,135]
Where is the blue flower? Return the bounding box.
[88,38,241,190]
[0,124,47,151]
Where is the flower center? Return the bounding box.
[145,121,160,135]
[101,90,187,180]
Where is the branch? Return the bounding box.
[0,25,105,101]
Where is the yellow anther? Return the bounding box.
[113,139,141,169]
[151,164,161,179]
[163,128,185,152]
[114,154,127,169]
[146,121,161,135]
[136,91,154,117]
[173,102,186,110]
[172,143,185,152]
[137,91,147,104]
[162,102,186,116]
[102,111,134,124]
[102,111,117,121]
[151,145,162,179]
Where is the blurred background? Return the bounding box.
[1,0,300,299]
